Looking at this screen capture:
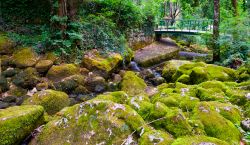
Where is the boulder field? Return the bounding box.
[0,35,250,145]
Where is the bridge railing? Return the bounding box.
[156,19,213,33]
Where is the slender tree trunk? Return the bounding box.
[231,0,238,16]
[213,0,220,62]
[58,0,67,38]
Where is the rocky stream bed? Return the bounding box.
[0,34,250,145]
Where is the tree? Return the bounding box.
[231,0,238,16]
[213,0,220,62]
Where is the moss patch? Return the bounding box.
[13,47,38,68]
[172,136,229,145]
[0,105,44,145]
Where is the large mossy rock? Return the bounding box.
[0,105,44,145]
[30,99,168,145]
[23,90,70,115]
[82,50,122,77]
[121,71,147,96]
[0,35,15,54]
[46,64,80,82]
[163,61,237,84]
[172,136,229,145]
[13,47,38,68]
[193,102,241,144]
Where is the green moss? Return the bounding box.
[199,81,228,92]
[82,50,122,74]
[139,129,174,145]
[94,91,129,103]
[190,67,208,84]
[0,105,44,145]
[23,89,70,115]
[196,87,226,101]
[163,108,193,137]
[13,47,38,68]
[192,102,241,144]
[172,136,230,145]
[206,65,237,82]
[46,64,80,81]
[32,100,146,144]
[121,71,147,96]
[176,74,190,84]
[226,89,249,106]
[0,35,14,54]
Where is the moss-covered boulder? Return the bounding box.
[46,64,80,82]
[121,71,147,96]
[193,102,241,144]
[35,60,53,73]
[0,76,9,93]
[0,105,44,145]
[13,67,40,89]
[138,130,174,145]
[236,64,250,82]
[23,90,70,115]
[162,60,192,82]
[172,136,229,145]
[85,75,107,93]
[31,100,146,144]
[13,47,38,68]
[82,50,122,77]
[0,35,15,54]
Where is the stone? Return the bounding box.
[23,90,70,115]
[13,47,38,68]
[0,76,8,93]
[121,71,147,96]
[85,76,107,93]
[0,35,15,54]
[82,50,122,77]
[134,38,179,67]
[1,68,19,78]
[13,67,40,89]
[35,60,53,73]
[171,136,229,145]
[0,101,9,109]
[241,118,250,131]
[0,105,44,145]
[46,64,80,82]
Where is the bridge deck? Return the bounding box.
[154,29,212,35]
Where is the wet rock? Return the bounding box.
[13,67,40,89]
[47,64,80,82]
[85,76,107,93]
[35,59,53,73]
[151,76,166,86]
[54,75,85,93]
[129,61,141,72]
[140,69,154,79]
[0,35,15,54]
[82,50,122,77]
[171,136,229,145]
[121,71,147,96]
[0,101,9,109]
[2,96,16,103]
[13,47,38,68]
[241,118,250,131]
[0,105,44,145]
[23,89,70,115]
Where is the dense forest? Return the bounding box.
[0,0,249,145]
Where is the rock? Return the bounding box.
[35,60,53,73]
[241,118,250,131]
[23,90,70,115]
[0,76,8,93]
[13,67,40,89]
[85,75,107,93]
[2,96,16,103]
[43,52,58,64]
[82,50,122,77]
[151,77,166,85]
[1,68,19,78]
[162,60,192,82]
[193,102,241,144]
[129,61,141,72]
[4,85,27,97]
[13,47,38,68]
[140,69,154,79]
[36,82,49,91]
[190,67,208,84]
[134,38,179,67]
[139,130,174,145]
[0,101,9,109]
[176,74,190,84]
[0,105,44,145]
[0,35,15,54]
[236,64,250,82]
[30,98,167,145]
[54,75,86,93]
[121,71,147,96]
[46,64,80,82]
[171,136,229,145]
[0,55,13,67]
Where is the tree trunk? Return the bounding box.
[58,0,67,38]
[213,0,220,62]
[231,0,238,16]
